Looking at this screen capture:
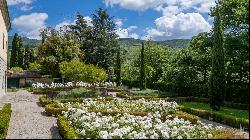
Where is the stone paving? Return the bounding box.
[0,90,61,139]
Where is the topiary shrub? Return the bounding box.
[57,116,80,139]
[0,104,12,139]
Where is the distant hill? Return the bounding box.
[118,38,190,48]
[8,36,41,49]
[8,36,190,49]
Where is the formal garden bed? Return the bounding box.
[0,104,12,139]
[31,82,249,139]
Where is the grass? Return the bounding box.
[179,102,249,120]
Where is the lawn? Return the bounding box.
[179,102,249,120]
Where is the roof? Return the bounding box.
[0,0,11,31]
[7,70,42,79]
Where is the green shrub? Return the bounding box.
[10,67,23,73]
[0,104,12,139]
[39,96,54,107]
[179,106,249,129]
[45,104,68,116]
[174,111,198,124]
[57,88,100,99]
[57,116,80,139]
[60,60,108,83]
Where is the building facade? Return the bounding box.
[0,0,10,97]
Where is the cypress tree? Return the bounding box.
[17,36,24,68]
[209,7,225,111]
[10,33,19,68]
[140,42,146,90]
[115,45,121,86]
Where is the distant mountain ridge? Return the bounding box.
[8,36,41,49]
[8,36,190,49]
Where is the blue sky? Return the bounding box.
[7,0,216,41]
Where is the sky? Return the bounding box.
[7,0,216,41]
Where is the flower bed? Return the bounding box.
[32,81,117,89]
[58,98,178,115]
[61,107,215,139]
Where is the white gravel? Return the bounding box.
[0,90,61,139]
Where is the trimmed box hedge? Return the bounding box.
[57,116,80,139]
[116,92,249,110]
[0,104,12,139]
[179,106,249,130]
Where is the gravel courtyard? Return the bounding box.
[0,90,61,139]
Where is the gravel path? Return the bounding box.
[0,90,61,139]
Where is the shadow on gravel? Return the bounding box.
[36,102,43,107]
[40,111,48,116]
[50,125,62,139]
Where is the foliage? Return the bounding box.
[10,33,24,68]
[29,61,42,71]
[69,9,118,70]
[38,28,82,77]
[209,9,225,111]
[57,116,80,139]
[23,47,35,70]
[10,67,23,73]
[57,88,100,99]
[45,104,68,116]
[115,46,121,86]
[59,60,108,83]
[140,42,146,90]
[179,102,249,120]
[0,104,12,139]
[179,106,249,130]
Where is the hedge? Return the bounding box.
[0,104,12,139]
[179,106,249,130]
[39,96,84,107]
[57,116,80,139]
[45,104,68,116]
[116,93,249,110]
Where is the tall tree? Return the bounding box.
[211,0,249,103]
[90,8,119,70]
[140,42,146,90]
[10,33,24,68]
[209,6,225,111]
[23,47,35,70]
[115,45,121,86]
[38,28,82,77]
[68,13,91,62]
[10,33,19,68]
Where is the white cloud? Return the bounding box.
[127,26,137,31]
[162,6,181,16]
[116,24,139,39]
[55,16,93,31]
[115,18,123,27]
[194,0,216,13]
[129,33,139,39]
[55,20,75,31]
[147,12,211,40]
[83,16,93,26]
[104,0,166,11]
[12,13,48,39]
[7,0,34,5]
[20,5,33,11]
